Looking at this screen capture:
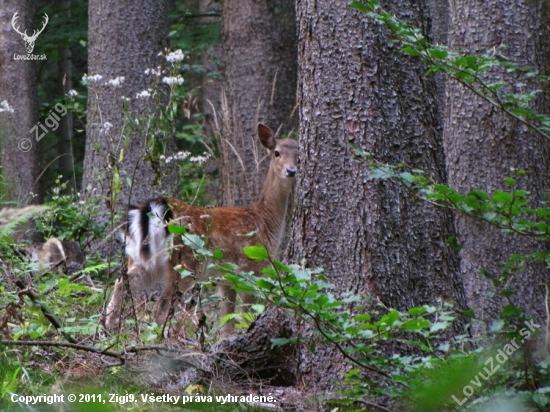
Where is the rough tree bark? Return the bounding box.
[287,0,466,388]
[444,0,550,325]
[82,0,178,251]
[424,0,449,117]
[0,0,40,204]
[219,0,297,207]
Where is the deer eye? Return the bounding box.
[274,150,280,157]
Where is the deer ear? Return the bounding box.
[257,123,276,150]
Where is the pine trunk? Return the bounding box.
[288,0,466,387]
[0,0,40,204]
[444,0,550,325]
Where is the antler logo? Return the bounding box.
[11,11,49,54]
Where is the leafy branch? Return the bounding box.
[216,245,467,402]
[350,0,550,141]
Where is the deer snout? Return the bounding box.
[286,166,297,177]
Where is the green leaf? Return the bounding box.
[273,260,290,273]
[183,233,205,250]
[270,337,297,348]
[408,306,427,316]
[533,393,549,407]
[402,318,430,331]
[427,48,448,59]
[429,321,449,333]
[492,190,513,205]
[244,245,269,261]
[251,304,265,314]
[402,46,420,56]
[380,310,400,326]
[490,319,504,332]
[261,267,279,278]
[255,279,275,291]
[167,224,186,236]
[354,314,371,322]
[501,304,520,317]
[349,1,372,13]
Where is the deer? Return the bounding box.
[105,123,298,337]
[11,11,49,54]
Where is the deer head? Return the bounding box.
[12,11,49,54]
[257,123,298,182]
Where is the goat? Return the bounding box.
[105,123,298,336]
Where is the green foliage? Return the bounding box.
[350,147,550,409]
[216,246,478,406]
[33,177,106,248]
[350,0,550,141]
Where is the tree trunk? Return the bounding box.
[57,0,77,193]
[213,307,298,386]
[288,0,466,388]
[82,0,178,252]
[444,0,550,325]
[0,0,40,205]
[219,0,297,207]
[424,0,449,118]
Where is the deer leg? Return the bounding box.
[105,260,145,331]
[153,264,180,326]
[105,277,126,331]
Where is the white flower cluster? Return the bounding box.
[135,89,152,99]
[106,76,125,88]
[100,122,114,135]
[144,68,161,76]
[121,96,131,102]
[160,151,190,164]
[162,76,184,86]
[66,89,78,97]
[166,49,184,63]
[189,153,211,164]
[0,100,14,113]
[82,74,103,83]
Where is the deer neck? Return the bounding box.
[252,166,293,253]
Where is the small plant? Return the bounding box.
[34,176,107,249]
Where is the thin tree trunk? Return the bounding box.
[288,0,465,388]
[444,0,550,326]
[219,0,297,207]
[57,0,76,193]
[0,0,40,205]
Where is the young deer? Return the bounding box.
[105,124,298,336]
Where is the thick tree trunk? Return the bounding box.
[288,0,465,388]
[82,0,178,251]
[0,0,40,204]
[444,0,550,326]
[219,0,297,207]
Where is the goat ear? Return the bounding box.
[257,123,276,150]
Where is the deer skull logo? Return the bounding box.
[11,11,49,54]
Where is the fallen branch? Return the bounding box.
[0,339,186,362]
